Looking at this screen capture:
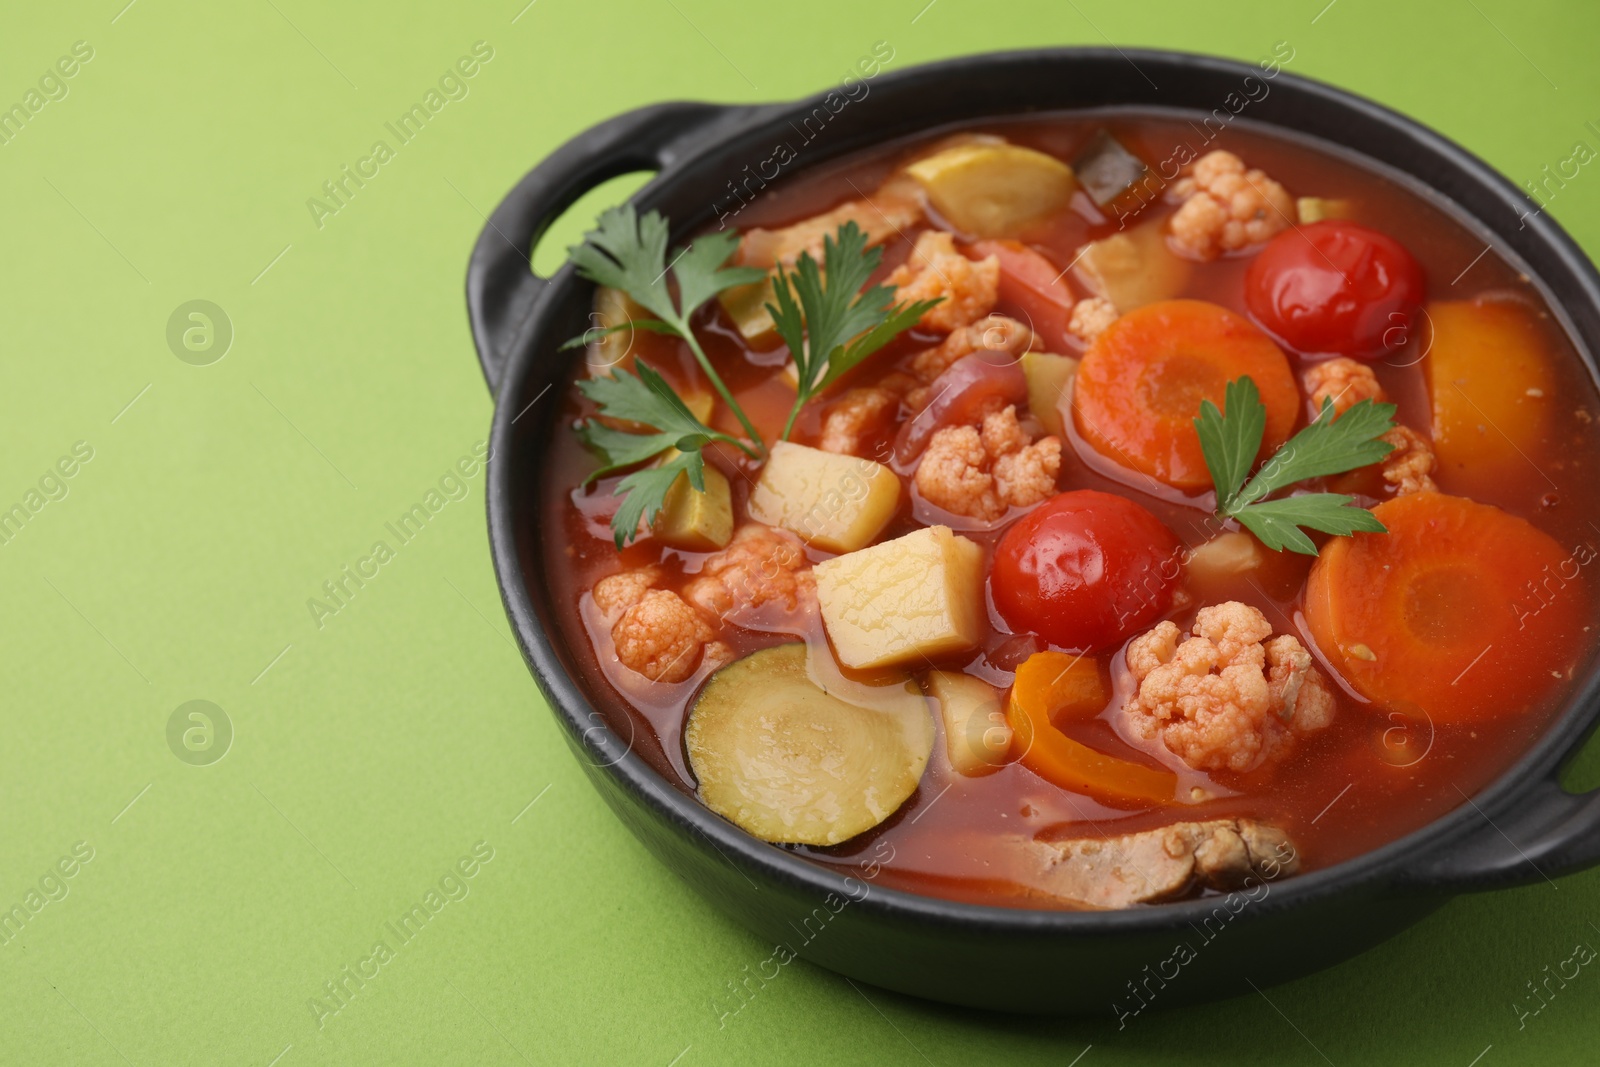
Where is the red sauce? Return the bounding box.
[540,112,1600,908]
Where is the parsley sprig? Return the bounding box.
[768,222,940,441]
[565,209,930,548]
[576,363,741,548]
[566,205,767,452]
[1196,377,1396,554]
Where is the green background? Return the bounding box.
[4,0,1599,1063]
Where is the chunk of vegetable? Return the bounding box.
[1020,351,1077,437]
[1185,531,1262,585]
[1072,218,1191,312]
[1296,197,1353,224]
[1007,652,1177,806]
[893,352,1027,465]
[1072,130,1153,213]
[906,143,1077,238]
[587,286,650,375]
[926,670,1010,775]
[1072,300,1298,490]
[966,239,1078,351]
[686,643,934,846]
[653,462,733,551]
[1426,297,1554,488]
[815,525,985,669]
[1304,491,1586,721]
[747,441,900,553]
[716,274,779,346]
[991,491,1183,651]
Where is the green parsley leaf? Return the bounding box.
[567,205,767,453]
[1234,396,1399,509]
[575,362,736,547]
[767,221,941,440]
[1233,493,1389,554]
[1195,377,1267,513]
[609,450,705,551]
[1195,375,1397,555]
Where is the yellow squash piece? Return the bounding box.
[686,643,934,846]
[1073,218,1191,312]
[1426,297,1554,488]
[1020,351,1078,437]
[926,670,1011,776]
[653,463,733,551]
[747,441,901,553]
[1296,197,1353,224]
[906,143,1077,238]
[815,525,985,670]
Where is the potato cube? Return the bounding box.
[906,143,1077,238]
[747,441,900,553]
[815,526,985,669]
[1072,218,1190,312]
[1020,351,1077,437]
[716,274,780,346]
[653,464,733,551]
[926,670,1011,776]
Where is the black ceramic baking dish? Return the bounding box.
[465,48,1600,1015]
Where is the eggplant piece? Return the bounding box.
[1072,130,1154,213]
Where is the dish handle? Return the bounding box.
[465,101,771,396]
[1391,757,1600,893]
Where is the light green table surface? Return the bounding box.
[5,0,1600,1063]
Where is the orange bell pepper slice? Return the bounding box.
[1007,651,1177,805]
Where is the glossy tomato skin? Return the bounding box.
[1244,221,1425,360]
[991,490,1183,651]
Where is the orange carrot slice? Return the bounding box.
[1073,300,1299,490]
[1305,491,1587,721]
[1007,652,1177,805]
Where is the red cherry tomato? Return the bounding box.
[991,490,1183,651]
[1244,221,1425,360]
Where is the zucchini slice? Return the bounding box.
[686,643,934,846]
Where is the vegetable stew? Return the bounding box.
[538,112,1600,910]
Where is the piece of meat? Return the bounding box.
[818,387,901,457]
[914,405,1061,521]
[1068,296,1118,344]
[910,314,1038,382]
[1379,425,1438,495]
[739,178,924,268]
[1167,150,1294,260]
[682,523,817,622]
[1025,819,1301,908]
[1302,357,1384,416]
[887,231,1000,334]
[1123,602,1336,773]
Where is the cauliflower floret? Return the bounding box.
[1068,296,1118,344]
[682,524,817,621]
[1123,602,1336,773]
[592,566,662,621]
[1380,425,1438,496]
[818,387,900,457]
[1303,357,1384,417]
[1168,150,1294,260]
[911,314,1037,382]
[915,405,1061,521]
[740,180,924,268]
[887,231,1000,333]
[612,589,716,683]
